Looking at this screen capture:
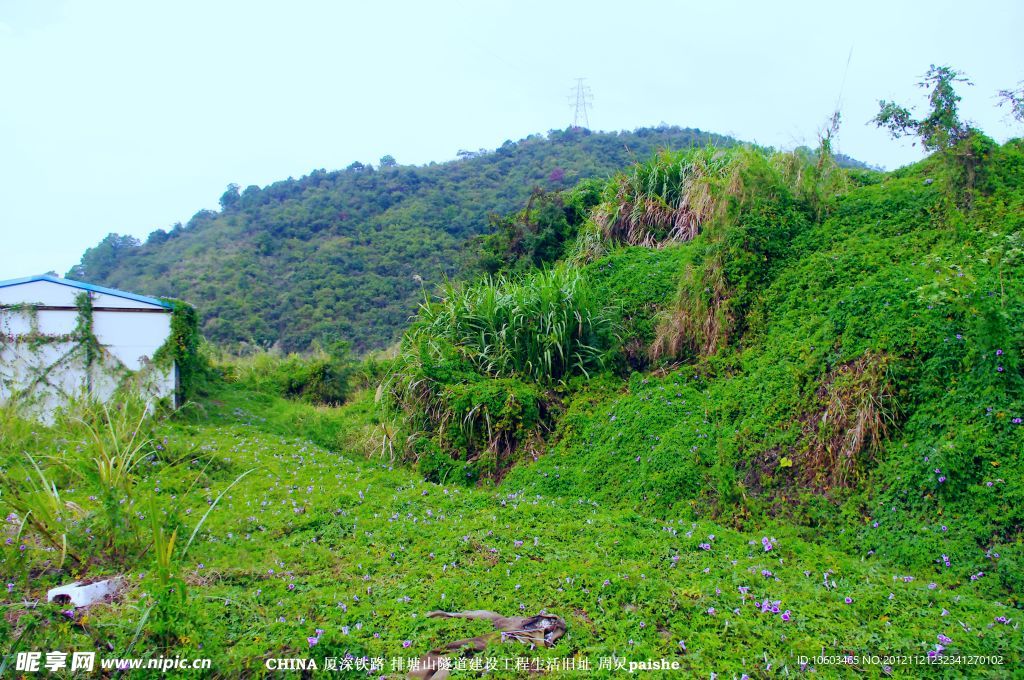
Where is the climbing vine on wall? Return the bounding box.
[154,298,204,400]
[0,294,202,412]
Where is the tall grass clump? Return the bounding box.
[380,266,615,480]
[594,146,735,247]
[2,454,83,568]
[1,396,161,568]
[72,400,153,553]
[411,266,614,384]
[798,352,901,491]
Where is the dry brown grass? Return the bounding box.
[649,255,732,360]
[798,352,899,491]
[595,148,742,249]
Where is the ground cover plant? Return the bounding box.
[2,383,1021,677]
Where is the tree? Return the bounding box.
[872,65,973,151]
[379,154,398,168]
[67,233,140,280]
[147,228,169,245]
[997,82,1024,123]
[219,183,241,211]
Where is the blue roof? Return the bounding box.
[0,274,173,309]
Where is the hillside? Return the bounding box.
[4,132,1024,675]
[68,127,743,353]
[370,133,1024,608]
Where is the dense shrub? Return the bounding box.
[222,348,354,406]
[380,266,613,479]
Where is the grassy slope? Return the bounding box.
[2,383,1020,677]
[2,378,1024,675]
[505,143,1024,584]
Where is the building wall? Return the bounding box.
[0,280,176,421]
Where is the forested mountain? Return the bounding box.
[70,126,748,352]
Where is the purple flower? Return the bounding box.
[938,476,946,483]
[761,537,774,552]
[781,610,791,622]
[402,640,412,648]
[678,640,686,651]
[996,349,1003,356]
[307,637,319,648]
[844,597,853,604]
[938,633,952,644]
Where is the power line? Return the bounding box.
[568,78,593,129]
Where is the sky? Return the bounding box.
[1,0,1021,278]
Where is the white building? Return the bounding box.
[0,274,178,420]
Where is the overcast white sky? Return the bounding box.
[1,0,1021,278]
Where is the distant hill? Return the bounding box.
[70,126,849,353]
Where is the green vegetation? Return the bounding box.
[3,382,1021,677]
[216,346,356,407]
[70,127,743,354]
[377,266,615,482]
[471,181,604,276]
[873,65,974,152]
[505,135,1024,581]
[4,73,1023,676]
